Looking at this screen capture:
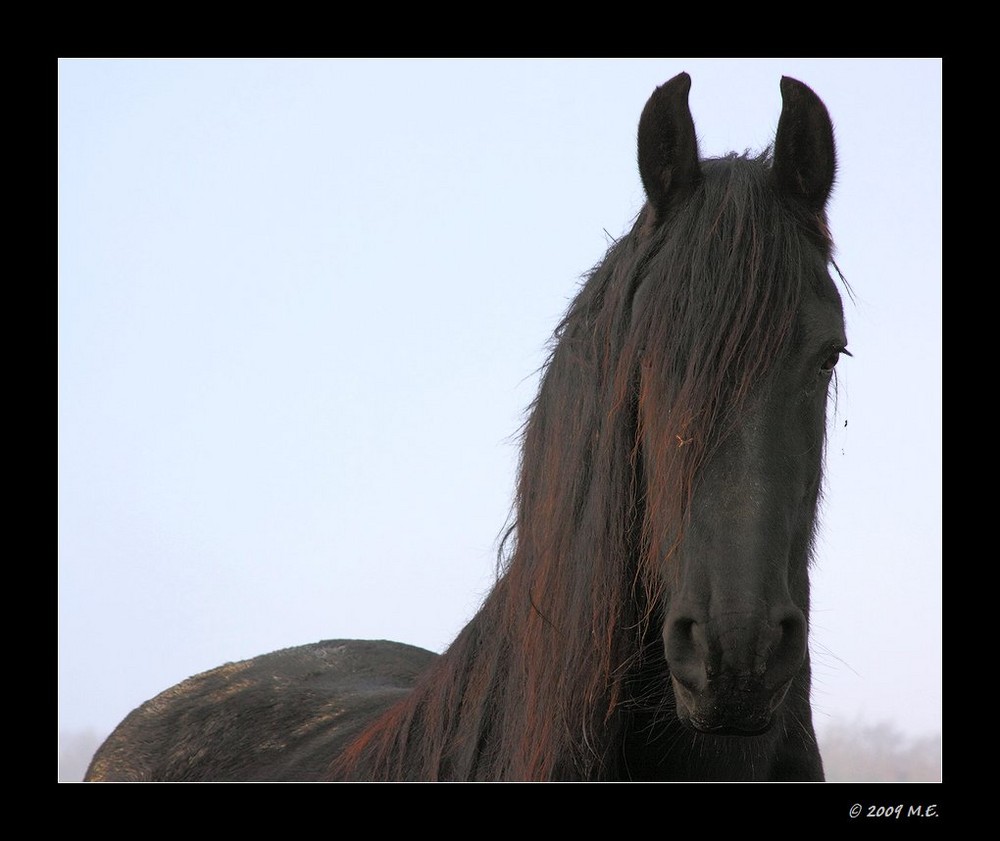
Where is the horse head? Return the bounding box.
[635,74,845,738]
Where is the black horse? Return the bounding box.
[86,73,846,782]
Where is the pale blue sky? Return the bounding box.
[58,58,942,744]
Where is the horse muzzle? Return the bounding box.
[663,606,806,736]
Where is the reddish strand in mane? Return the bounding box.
[326,152,833,781]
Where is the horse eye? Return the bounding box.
[821,347,851,373]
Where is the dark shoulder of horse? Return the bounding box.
[86,73,846,782]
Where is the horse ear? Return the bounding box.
[772,77,836,213]
[637,72,701,223]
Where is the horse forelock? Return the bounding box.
[634,154,827,589]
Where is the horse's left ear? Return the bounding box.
[772,77,836,213]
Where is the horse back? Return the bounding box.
[84,639,437,782]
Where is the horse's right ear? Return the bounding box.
[637,73,701,224]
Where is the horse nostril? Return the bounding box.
[769,608,807,681]
[780,615,802,638]
[779,609,805,644]
[664,616,707,691]
[667,617,696,653]
[676,617,694,643]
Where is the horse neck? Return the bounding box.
[332,246,656,780]
[329,562,647,780]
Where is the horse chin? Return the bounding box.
[683,718,774,738]
[670,676,785,738]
